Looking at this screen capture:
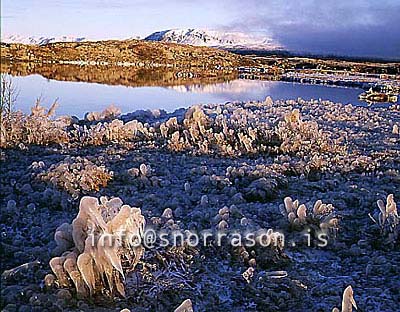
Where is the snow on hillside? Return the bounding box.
[145,28,283,51]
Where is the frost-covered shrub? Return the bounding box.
[158,104,345,159]
[71,118,152,146]
[276,109,344,156]
[0,101,70,148]
[47,196,145,299]
[160,105,275,155]
[39,157,113,198]
[2,100,349,162]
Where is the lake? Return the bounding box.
[2,65,398,117]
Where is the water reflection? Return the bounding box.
[1,61,237,88]
[1,62,397,117]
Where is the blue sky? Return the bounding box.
[1,0,399,58]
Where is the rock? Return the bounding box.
[244,178,278,202]
[56,289,72,300]
[3,304,18,312]
[217,220,229,230]
[174,207,183,218]
[77,301,89,310]
[28,295,41,306]
[200,195,208,206]
[184,182,191,192]
[1,286,23,305]
[27,203,36,210]
[6,200,17,211]
[240,217,249,227]
[218,206,229,216]
[18,306,31,312]
[232,192,245,204]
[161,208,174,219]
[140,163,149,176]
[44,274,56,288]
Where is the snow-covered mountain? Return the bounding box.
[1,35,92,45]
[145,28,283,51]
[1,35,141,45]
[2,29,282,50]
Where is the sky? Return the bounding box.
[1,0,399,59]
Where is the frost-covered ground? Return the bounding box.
[1,98,399,311]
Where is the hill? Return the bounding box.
[0,39,255,68]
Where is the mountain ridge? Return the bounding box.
[2,29,283,51]
[2,35,91,45]
[1,34,141,45]
[145,28,283,51]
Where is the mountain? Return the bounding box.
[145,28,283,51]
[1,35,141,45]
[1,35,92,45]
[2,29,282,51]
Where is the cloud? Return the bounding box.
[225,0,400,58]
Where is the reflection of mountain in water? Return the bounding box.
[167,79,275,95]
[0,61,237,88]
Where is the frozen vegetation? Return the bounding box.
[1,97,400,311]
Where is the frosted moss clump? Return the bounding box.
[39,157,113,198]
[127,163,160,188]
[392,124,399,135]
[370,194,399,243]
[332,285,357,312]
[281,197,338,232]
[47,196,145,299]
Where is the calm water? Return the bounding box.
[7,73,397,118]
